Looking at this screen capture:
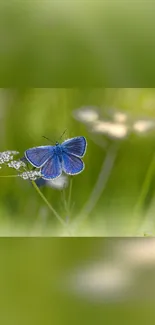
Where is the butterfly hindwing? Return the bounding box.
[62,136,87,158]
[41,154,62,179]
[25,146,54,168]
[62,151,84,175]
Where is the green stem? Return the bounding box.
[0,175,18,177]
[74,142,119,229]
[62,188,68,212]
[68,177,73,214]
[31,180,67,227]
[134,152,155,228]
[62,177,73,223]
[0,174,71,233]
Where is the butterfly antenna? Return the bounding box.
[58,129,68,142]
[42,136,54,145]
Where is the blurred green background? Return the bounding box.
[0,0,155,85]
[0,238,155,325]
[0,88,155,235]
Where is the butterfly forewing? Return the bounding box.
[62,136,87,157]
[25,146,53,168]
[41,154,62,179]
[62,152,84,175]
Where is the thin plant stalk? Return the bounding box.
[68,176,73,214]
[0,174,71,233]
[0,175,19,178]
[133,152,155,232]
[74,142,119,229]
[62,188,68,211]
[62,187,69,223]
[62,177,73,222]
[31,180,67,227]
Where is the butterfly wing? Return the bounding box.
[41,154,62,179]
[25,146,54,168]
[62,136,87,158]
[62,152,84,175]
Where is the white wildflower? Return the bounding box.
[91,121,129,139]
[0,150,19,164]
[113,112,128,123]
[19,170,41,181]
[73,106,99,123]
[105,107,129,124]
[133,119,155,134]
[8,160,26,170]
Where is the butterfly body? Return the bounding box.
[25,136,87,180]
[54,143,63,162]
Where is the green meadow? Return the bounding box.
[0,88,155,236]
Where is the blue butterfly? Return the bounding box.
[25,136,87,180]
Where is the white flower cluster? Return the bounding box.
[0,151,42,181]
[0,151,19,164]
[73,106,155,140]
[8,160,26,170]
[18,170,41,181]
